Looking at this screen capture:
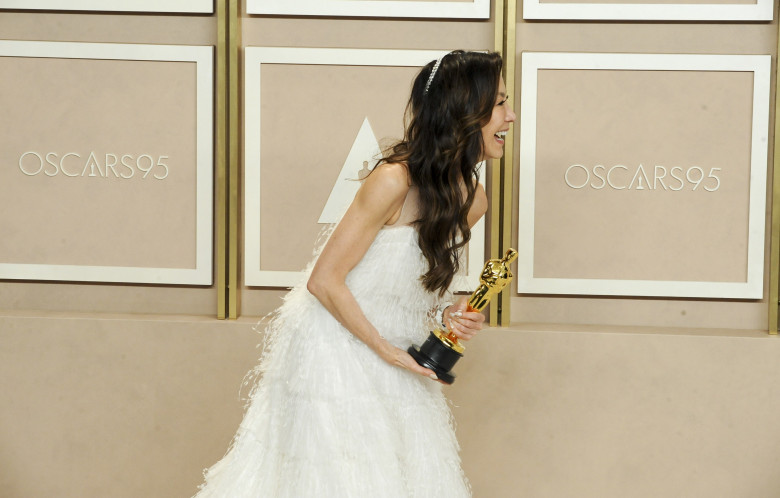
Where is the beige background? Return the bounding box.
[450,323,780,498]
[3,315,780,498]
[240,12,495,315]
[533,69,753,282]
[541,0,756,4]
[367,0,473,2]
[0,12,217,315]
[1,4,780,498]
[512,10,777,329]
[256,64,416,272]
[0,57,197,269]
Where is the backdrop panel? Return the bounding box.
[517,52,770,299]
[523,0,773,21]
[244,47,486,292]
[246,0,489,18]
[0,0,213,13]
[0,41,213,285]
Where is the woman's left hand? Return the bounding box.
[444,296,485,341]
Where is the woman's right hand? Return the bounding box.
[380,342,440,381]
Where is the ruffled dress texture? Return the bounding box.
[195,222,470,497]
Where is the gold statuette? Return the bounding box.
[408,249,518,384]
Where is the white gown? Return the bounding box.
[195,189,471,498]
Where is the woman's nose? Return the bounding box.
[506,105,517,122]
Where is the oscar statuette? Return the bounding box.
[408,248,518,384]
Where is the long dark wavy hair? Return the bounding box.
[377,50,503,296]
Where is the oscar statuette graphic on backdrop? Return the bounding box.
[408,248,518,384]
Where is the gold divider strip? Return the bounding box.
[215,0,228,319]
[494,0,504,58]
[489,154,501,326]
[489,0,505,327]
[228,0,241,319]
[768,28,780,334]
[499,0,517,326]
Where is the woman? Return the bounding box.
[195,50,516,498]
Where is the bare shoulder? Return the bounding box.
[358,162,410,203]
[367,162,410,188]
[349,162,411,225]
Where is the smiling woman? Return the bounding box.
[195,51,509,498]
[481,79,515,161]
[376,50,512,297]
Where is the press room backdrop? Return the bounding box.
[510,9,780,330]
[2,2,780,498]
[0,41,213,286]
[238,11,495,315]
[461,7,780,498]
[0,10,219,315]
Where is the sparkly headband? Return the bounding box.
[423,55,444,95]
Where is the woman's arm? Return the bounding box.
[306,163,438,380]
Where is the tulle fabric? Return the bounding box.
[194,225,470,498]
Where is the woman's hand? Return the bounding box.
[379,341,441,381]
[444,296,485,341]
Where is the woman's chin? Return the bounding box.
[485,150,504,161]
[478,147,505,162]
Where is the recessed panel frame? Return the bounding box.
[0,0,213,13]
[244,47,486,292]
[518,52,771,299]
[0,40,214,285]
[522,0,773,21]
[247,0,489,19]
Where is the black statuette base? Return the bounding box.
[407,331,463,385]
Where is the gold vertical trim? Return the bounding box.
[494,0,504,56]
[228,0,241,319]
[215,0,228,319]
[498,0,517,326]
[489,155,502,326]
[768,31,780,334]
[489,0,505,327]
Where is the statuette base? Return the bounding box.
[408,331,464,385]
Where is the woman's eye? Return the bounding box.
[497,97,509,106]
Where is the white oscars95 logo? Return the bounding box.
[18,151,170,180]
[564,164,721,192]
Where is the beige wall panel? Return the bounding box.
[512,17,777,328]
[0,13,217,45]
[449,325,780,498]
[523,0,772,21]
[533,69,752,283]
[4,316,780,497]
[0,0,213,12]
[378,0,471,2]
[514,295,767,330]
[1,57,197,269]
[0,284,219,315]
[241,17,493,50]
[256,64,416,271]
[245,0,488,18]
[240,16,494,316]
[541,0,755,4]
[516,22,777,54]
[0,313,260,498]
[0,12,218,314]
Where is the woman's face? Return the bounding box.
[480,77,516,161]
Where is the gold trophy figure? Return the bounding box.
[408,248,518,384]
